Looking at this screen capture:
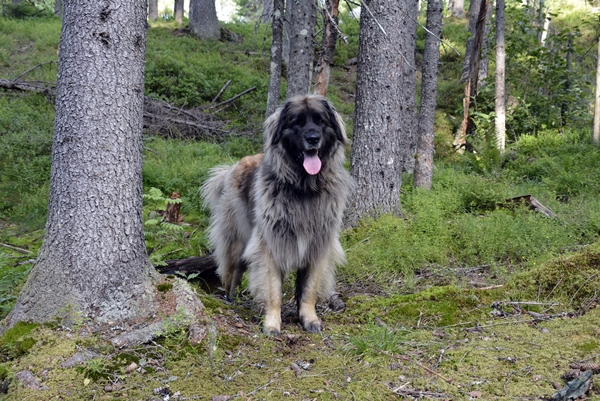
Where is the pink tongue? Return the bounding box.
[303,152,322,175]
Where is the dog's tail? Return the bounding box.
[200,166,231,210]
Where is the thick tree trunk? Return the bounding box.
[285,0,316,98]
[190,0,221,40]
[495,0,506,152]
[414,0,442,189]
[174,0,184,25]
[149,0,159,21]
[314,0,339,96]
[266,0,284,117]
[2,0,159,329]
[346,0,414,225]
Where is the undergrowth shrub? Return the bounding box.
[0,94,53,229]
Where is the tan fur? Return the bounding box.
[201,95,352,335]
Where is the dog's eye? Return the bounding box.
[313,114,322,124]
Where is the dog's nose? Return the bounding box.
[305,132,321,146]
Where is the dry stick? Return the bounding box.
[143,112,229,134]
[0,242,33,255]
[206,86,257,111]
[12,60,57,81]
[211,80,232,103]
[370,347,455,385]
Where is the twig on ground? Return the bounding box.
[206,86,257,111]
[212,80,232,103]
[0,242,33,254]
[12,60,57,81]
[370,347,455,385]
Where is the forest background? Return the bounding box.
[2,0,600,399]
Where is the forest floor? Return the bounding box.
[3,263,600,401]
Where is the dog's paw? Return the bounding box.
[263,326,281,337]
[301,318,323,333]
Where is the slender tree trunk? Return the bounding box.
[461,0,481,82]
[282,0,292,67]
[174,0,184,25]
[452,0,464,17]
[560,37,572,126]
[593,36,600,146]
[346,0,413,225]
[262,0,273,23]
[540,8,550,47]
[414,0,442,189]
[189,0,221,40]
[454,0,489,150]
[266,0,284,117]
[2,0,160,329]
[149,0,159,21]
[286,0,316,97]
[495,0,506,152]
[399,0,419,174]
[54,0,63,18]
[478,4,493,84]
[314,0,339,96]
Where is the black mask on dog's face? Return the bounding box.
[271,98,345,176]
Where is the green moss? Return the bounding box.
[346,286,483,327]
[508,240,600,310]
[0,322,39,358]
[157,282,173,293]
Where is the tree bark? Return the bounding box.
[189,0,221,40]
[454,0,489,150]
[2,0,160,329]
[314,0,339,96]
[346,0,415,225]
[451,0,464,17]
[461,0,481,82]
[54,0,63,18]
[285,0,317,98]
[266,0,284,117]
[149,0,159,21]
[414,0,442,189]
[594,36,600,146]
[495,0,506,152]
[174,0,184,25]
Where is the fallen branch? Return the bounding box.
[0,242,33,255]
[370,347,455,385]
[13,60,57,81]
[212,79,231,103]
[206,86,257,110]
[155,255,217,276]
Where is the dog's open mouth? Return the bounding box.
[302,150,322,175]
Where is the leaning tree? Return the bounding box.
[2,0,204,342]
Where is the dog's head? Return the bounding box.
[264,95,347,176]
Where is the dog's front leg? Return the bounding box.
[296,263,327,333]
[263,270,283,336]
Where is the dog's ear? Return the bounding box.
[322,99,346,143]
[267,102,290,146]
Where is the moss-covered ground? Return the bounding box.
[2,254,600,401]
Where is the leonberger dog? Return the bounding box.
[201,94,352,335]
